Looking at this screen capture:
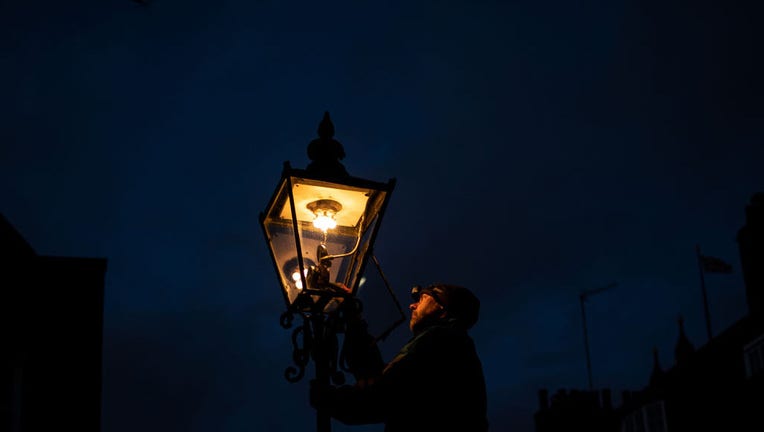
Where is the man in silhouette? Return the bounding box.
[311,283,489,432]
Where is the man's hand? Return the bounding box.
[328,282,352,295]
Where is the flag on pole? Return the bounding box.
[700,255,733,274]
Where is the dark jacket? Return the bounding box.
[320,319,489,432]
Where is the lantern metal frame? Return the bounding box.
[260,162,396,314]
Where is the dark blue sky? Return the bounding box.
[2,0,763,431]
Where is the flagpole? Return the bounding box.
[695,244,713,341]
[579,294,593,391]
[579,282,617,391]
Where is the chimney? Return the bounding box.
[737,192,764,318]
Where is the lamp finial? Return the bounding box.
[307,111,349,179]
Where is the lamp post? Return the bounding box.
[259,112,396,432]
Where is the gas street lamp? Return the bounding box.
[259,112,397,431]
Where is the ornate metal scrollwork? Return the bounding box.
[281,296,367,385]
[284,320,310,383]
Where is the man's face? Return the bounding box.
[409,292,445,332]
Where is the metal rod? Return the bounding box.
[579,282,617,391]
[580,294,593,391]
[696,244,713,341]
[370,254,406,342]
[286,174,309,300]
[322,215,364,261]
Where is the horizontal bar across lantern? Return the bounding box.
[260,162,395,311]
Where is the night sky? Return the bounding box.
[2,0,763,431]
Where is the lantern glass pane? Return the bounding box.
[290,176,389,292]
[262,178,303,306]
[262,174,391,309]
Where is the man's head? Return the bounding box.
[409,284,480,332]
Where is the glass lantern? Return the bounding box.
[260,162,395,312]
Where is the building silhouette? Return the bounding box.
[1,214,107,432]
[535,193,764,432]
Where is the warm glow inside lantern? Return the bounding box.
[260,163,395,311]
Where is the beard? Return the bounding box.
[410,311,443,334]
